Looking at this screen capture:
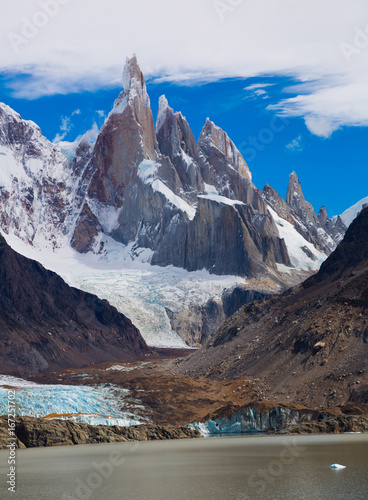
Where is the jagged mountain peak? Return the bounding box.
[0,102,43,144]
[318,205,328,225]
[87,56,157,208]
[286,171,304,204]
[122,54,145,92]
[0,102,21,121]
[199,119,252,182]
[156,94,199,165]
[286,170,319,226]
[156,94,172,132]
[111,55,153,122]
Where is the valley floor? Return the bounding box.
[1,349,367,449]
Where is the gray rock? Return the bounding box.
[0,416,201,449]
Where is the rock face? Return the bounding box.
[166,286,271,347]
[0,233,150,374]
[263,172,346,256]
[69,57,302,278]
[0,58,346,282]
[0,417,201,449]
[0,103,81,247]
[281,415,368,434]
[179,208,368,409]
[88,56,157,210]
[222,286,270,318]
[166,298,226,347]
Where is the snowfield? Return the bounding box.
[1,232,244,348]
[268,207,326,271]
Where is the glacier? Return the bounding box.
[0,231,244,348]
[0,376,147,427]
[188,406,300,435]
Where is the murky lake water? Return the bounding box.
[1,434,367,499]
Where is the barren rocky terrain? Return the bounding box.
[177,208,368,410]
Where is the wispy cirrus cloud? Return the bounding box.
[269,79,368,138]
[244,83,275,99]
[286,135,303,152]
[53,108,81,143]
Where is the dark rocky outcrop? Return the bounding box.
[281,415,368,434]
[0,417,201,449]
[166,298,226,347]
[222,286,270,318]
[0,233,150,374]
[71,202,102,253]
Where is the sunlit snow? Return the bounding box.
[1,232,244,348]
[268,207,326,271]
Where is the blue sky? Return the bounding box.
[1,0,368,217]
[0,73,366,217]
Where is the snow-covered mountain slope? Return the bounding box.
[268,208,326,271]
[0,102,89,249]
[339,196,368,227]
[1,230,246,348]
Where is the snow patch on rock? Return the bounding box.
[268,207,326,270]
[339,196,368,227]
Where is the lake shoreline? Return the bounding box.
[1,415,367,450]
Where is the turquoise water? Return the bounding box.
[1,433,367,499]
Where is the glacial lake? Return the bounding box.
[1,433,367,499]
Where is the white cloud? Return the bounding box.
[269,80,368,137]
[52,110,81,143]
[53,122,100,146]
[286,135,303,152]
[244,83,275,91]
[96,110,105,117]
[244,83,275,100]
[1,0,368,136]
[83,122,99,143]
[53,116,71,142]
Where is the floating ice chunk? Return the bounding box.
[330,464,346,469]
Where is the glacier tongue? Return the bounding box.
[0,376,146,427]
[1,231,244,348]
